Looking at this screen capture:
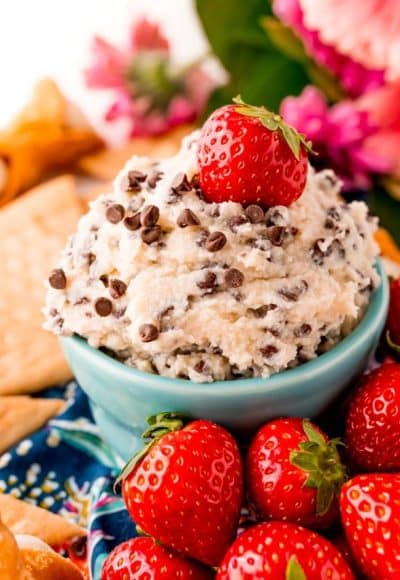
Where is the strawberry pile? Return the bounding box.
[101,362,400,578]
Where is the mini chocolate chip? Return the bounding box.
[327,207,341,221]
[177,208,200,228]
[265,208,287,226]
[291,227,299,236]
[160,305,174,318]
[49,308,58,317]
[224,268,244,288]
[74,296,89,305]
[197,271,217,290]
[248,304,277,318]
[311,238,332,265]
[139,323,159,342]
[195,188,205,202]
[260,344,278,357]
[49,269,66,290]
[209,205,220,218]
[94,297,112,317]
[69,536,87,559]
[126,170,147,192]
[124,213,141,231]
[171,172,192,192]
[99,274,109,287]
[141,225,162,244]
[140,205,160,227]
[267,226,286,246]
[106,204,125,224]
[205,231,227,252]
[266,327,281,338]
[279,281,308,302]
[228,215,248,232]
[190,174,201,189]
[109,279,127,299]
[87,253,96,266]
[194,360,206,373]
[147,169,163,189]
[245,204,264,224]
[295,323,312,337]
[324,218,336,230]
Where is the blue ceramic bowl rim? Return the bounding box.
[62,260,388,397]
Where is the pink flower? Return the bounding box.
[300,0,400,82]
[274,0,384,97]
[357,83,400,177]
[280,86,390,190]
[85,17,215,139]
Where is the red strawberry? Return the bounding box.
[345,363,400,470]
[217,521,355,579]
[340,473,400,579]
[101,536,213,579]
[247,418,346,528]
[388,278,400,347]
[197,96,311,208]
[118,413,243,567]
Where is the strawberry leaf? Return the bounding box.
[113,412,190,493]
[286,556,307,580]
[302,420,326,446]
[290,420,347,516]
[316,479,335,516]
[232,95,314,160]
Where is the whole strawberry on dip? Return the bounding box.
[45,98,379,382]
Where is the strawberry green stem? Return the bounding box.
[233,95,314,160]
[113,412,189,493]
[290,420,347,516]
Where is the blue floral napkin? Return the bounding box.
[0,382,137,580]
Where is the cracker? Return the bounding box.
[78,123,194,181]
[0,176,83,394]
[0,396,64,454]
[0,494,85,545]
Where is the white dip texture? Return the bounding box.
[45,132,379,382]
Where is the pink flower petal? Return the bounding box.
[85,36,128,89]
[300,0,400,81]
[129,17,169,52]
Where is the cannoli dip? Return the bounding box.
[45,132,379,382]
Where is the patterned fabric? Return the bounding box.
[0,382,137,580]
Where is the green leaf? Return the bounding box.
[196,0,309,114]
[232,96,313,159]
[290,450,317,473]
[302,420,326,446]
[286,556,307,580]
[261,17,308,64]
[316,478,335,516]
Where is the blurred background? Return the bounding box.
[0,0,213,135]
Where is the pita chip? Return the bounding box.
[0,494,85,546]
[0,396,65,454]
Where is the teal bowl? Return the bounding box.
[61,261,388,461]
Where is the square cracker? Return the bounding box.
[0,176,83,394]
